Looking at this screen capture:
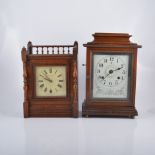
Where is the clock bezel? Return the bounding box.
[86,48,136,107]
[91,52,132,101]
[29,58,71,101]
[34,64,68,99]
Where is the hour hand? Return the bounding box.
[42,72,51,79]
[40,74,53,83]
[99,76,105,80]
[99,71,111,80]
[98,74,108,81]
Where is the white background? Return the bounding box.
[0,0,155,155]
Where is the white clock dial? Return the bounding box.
[36,66,66,97]
[92,54,129,99]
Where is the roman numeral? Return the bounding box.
[49,68,52,73]
[38,80,43,82]
[122,70,126,74]
[57,74,62,78]
[109,82,112,86]
[104,59,107,63]
[44,70,47,74]
[44,87,47,92]
[57,84,62,88]
[59,80,63,82]
[49,89,52,93]
[99,63,103,67]
[121,64,124,67]
[40,84,44,88]
[115,80,118,85]
[110,57,114,61]
[97,69,100,73]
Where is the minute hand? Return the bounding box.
[101,66,123,80]
[42,72,51,80]
[103,73,110,80]
[112,66,123,72]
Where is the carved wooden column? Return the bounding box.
[72,41,78,117]
[21,47,29,118]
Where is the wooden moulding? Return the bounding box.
[84,33,142,48]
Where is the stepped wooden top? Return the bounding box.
[84,33,142,48]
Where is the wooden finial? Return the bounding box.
[73,41,78,56]
[27,41,32,54]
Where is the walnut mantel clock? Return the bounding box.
[82,33,141,118]
[21,41,78,117]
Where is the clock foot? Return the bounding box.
[23,102,29,118]
[129,116,135,119]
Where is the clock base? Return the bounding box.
[82,100,138,118]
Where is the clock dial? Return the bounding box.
[92,54,130,99]
[36,66,66,97]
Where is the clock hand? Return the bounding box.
[112,66,123,72]
[103,73,110,80]
[98,66,123,81]
[41,72,54,82]
[43,77,53,83]
[108,66,123,74]
[40,74,53,83]
[42,72,51,80]
[98,73,110,81]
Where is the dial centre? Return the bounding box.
[109,69,113,74]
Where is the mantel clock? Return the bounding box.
[82,33,141,118]
[21,41,78,117]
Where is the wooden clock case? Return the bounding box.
[82,33,141,118]
[21,41,78,118]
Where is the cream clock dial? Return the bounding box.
[92,54,130,99]
[36,66,66,97]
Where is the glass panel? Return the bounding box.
[92,53,131,100]
[36,66,67,97]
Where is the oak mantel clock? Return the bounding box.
[82,33,141,118]
[21,41,78,118]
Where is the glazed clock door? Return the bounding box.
[35,66,67,97]
[92,53,131,100]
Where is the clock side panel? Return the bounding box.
[131,48,138,107]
